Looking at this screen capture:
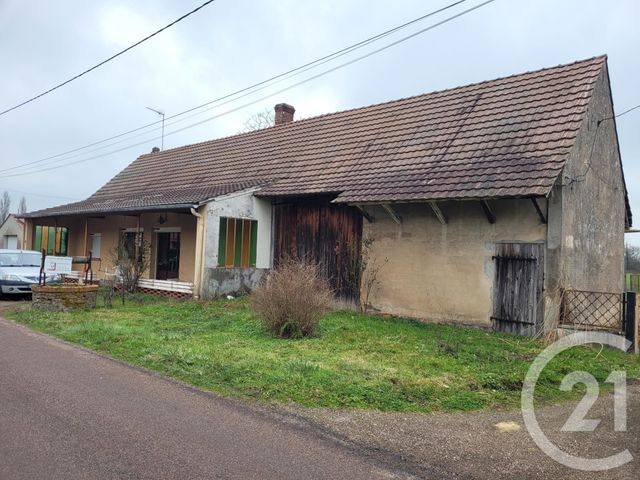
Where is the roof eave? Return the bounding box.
[22,203,198,219]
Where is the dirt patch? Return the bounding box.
[286,383,639,479]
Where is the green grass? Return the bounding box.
[6,296,640,413]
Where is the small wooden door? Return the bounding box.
[156,232,180,280]
[491,243,544,336]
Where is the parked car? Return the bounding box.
[0,249,61,297]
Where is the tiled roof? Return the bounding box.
[27,56,612,217]
[22,182,265,217]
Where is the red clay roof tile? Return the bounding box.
[27,56,607,217]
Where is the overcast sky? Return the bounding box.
[1,0,638,243]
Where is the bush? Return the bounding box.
[251,258,333,338]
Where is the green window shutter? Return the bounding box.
[47,227,55,254]
[34,225,42,251]
[249,220,258,267]
[60,228,68,256]
[217,218,227,266]
[233,219,243,267]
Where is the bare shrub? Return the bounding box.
[100,276,117,308]
[251,258,332,338]
[344,236,388,313]
[109,239,150,294]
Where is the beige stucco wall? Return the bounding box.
[363,199,547,326]
[0,215,24,249]
[25,212,197,283]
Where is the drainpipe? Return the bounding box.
[191,206,205,300]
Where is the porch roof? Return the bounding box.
[21,182,265,218]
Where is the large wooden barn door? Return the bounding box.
[491,243,544,336]
[273,198,363,301]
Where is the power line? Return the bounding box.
[0,188,80,201]
[0,0,497,179]
[1,0,469,175]
[606,103,640,122]
[0,0,217,117]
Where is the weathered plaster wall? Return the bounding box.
[200,189,272,299]
[0,215,23,248]
[544,64,627,327]
[363,199,546,325]
[201,267,268,298]
[202,189,272,269]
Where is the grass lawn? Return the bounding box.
[5,296,639,413]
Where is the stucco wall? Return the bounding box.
[544,64,627,326]
[202,189,272,269]
[199,189,272,299]
[363,199,546,325]
[0,215,23,248]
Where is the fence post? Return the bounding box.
[635,295,640,354]
[626,292,638,354]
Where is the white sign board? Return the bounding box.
[44,256,73,274]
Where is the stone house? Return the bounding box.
[21,56,631,333]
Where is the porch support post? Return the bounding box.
[135,215,140,262]
[83,217,89,256]
[428,201,447,225]
[381,204,401,224]
[480,200,496,224]
[531,197,547,224]
[355,205,374,223]
[191,206,205,299]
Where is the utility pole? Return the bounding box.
[146,106,165,150]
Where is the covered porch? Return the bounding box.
[23,209,199,297]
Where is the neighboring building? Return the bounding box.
[21,56,631,333]
[0,214,23,249]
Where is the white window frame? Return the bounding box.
[89,233,102,259]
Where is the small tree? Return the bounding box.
[343,236,388,314]
[358,237,387,313]
[0,191,10,222]
[625,244,640,273]
[109,237,150,303]
[17,196,27,215]
[239,108,274,133]
[251,258,332,338]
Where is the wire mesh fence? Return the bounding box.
[560,289,624,331]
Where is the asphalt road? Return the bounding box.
[0,315,427,480]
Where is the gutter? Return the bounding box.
[21,203,196,219]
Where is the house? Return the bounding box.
[0,214,24,249]
[21,56,631,334]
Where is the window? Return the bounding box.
[90,233,102,259]
[217,217,257,268]
[120,230,143,261]
[33,226,69,255]
[4,235,18,249]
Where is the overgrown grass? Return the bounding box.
[5,297,639,412]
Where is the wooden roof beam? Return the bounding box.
[381,204,401,224]
[355,205,374,223]
[531,197,547,224]
[428,201,447,225]
[480,200,496,224]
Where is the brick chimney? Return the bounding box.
[274,103,295,125]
